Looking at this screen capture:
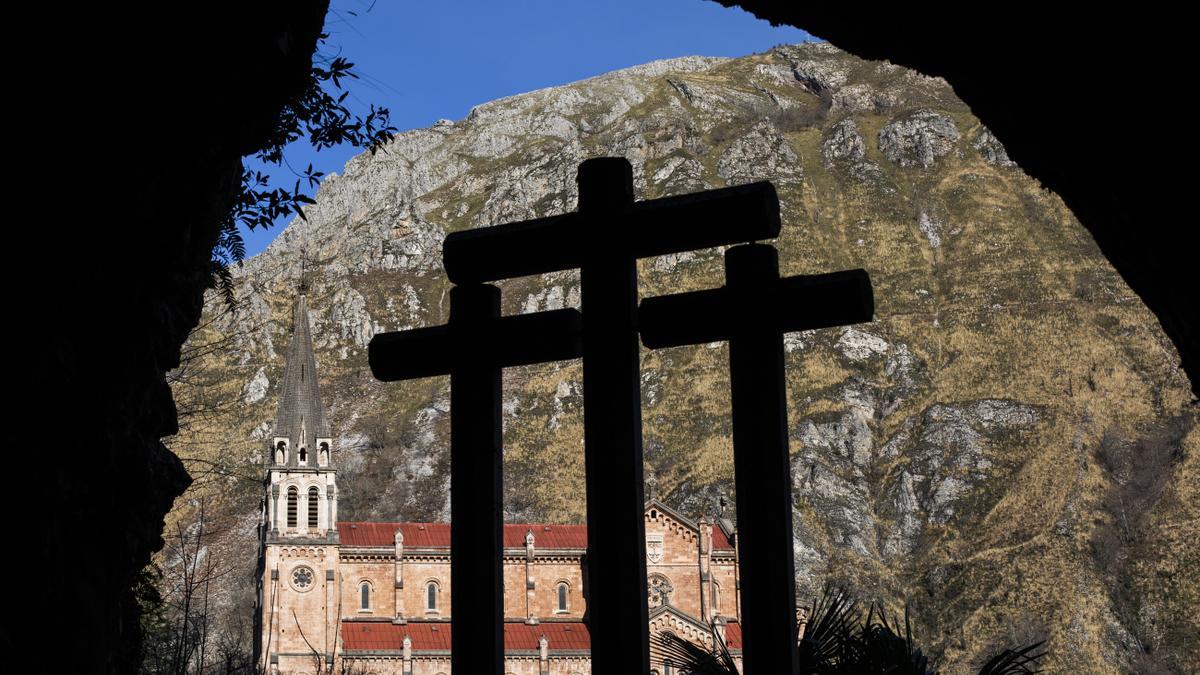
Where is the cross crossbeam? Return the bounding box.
[369,284,581,675]
[639,266,873,347]
[639,244,873,675]
[370,306,582,380]
[442,175,780,284]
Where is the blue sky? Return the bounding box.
[241,0,811,257]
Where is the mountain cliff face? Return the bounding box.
[170,43,1198,672]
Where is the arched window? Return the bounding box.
[556,582,569,612]
[711,580,721,613]
[426,581,438,611]
[319,442,329,465]
[286,487,298,528]
[360,582,371,610]
[308,486,320,529]
[298,447,307,464]
[275,441,285,464]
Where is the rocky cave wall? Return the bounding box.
[12,3,329,671]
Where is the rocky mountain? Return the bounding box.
[168,42,1198,672]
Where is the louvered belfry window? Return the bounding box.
[286,487,298,528]
[308,487,320,529]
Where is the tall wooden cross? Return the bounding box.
[443,158,781,673]
[368,285,581,675]
[639,244,874,675]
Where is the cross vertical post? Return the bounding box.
[369,290,581,675]
[725,244,799,675]
[448,284,504,675]
[638,243,873,675]
[577,158,651,674]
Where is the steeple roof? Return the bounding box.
[273,294,330,456]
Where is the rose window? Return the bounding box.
[292,566,315,591]
[647,574,674,608]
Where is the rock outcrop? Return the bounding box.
[171,42,1197,672]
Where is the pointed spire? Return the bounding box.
[273,293,330,463]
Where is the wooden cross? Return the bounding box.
[443,158,781,673]
[639,244,873,675]
[368,285,581,675]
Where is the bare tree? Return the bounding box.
[143,497,247,674]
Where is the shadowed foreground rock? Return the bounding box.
[718,2,1198,401]
[12,3,329,671]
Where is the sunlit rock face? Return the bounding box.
[176,42,1196,672]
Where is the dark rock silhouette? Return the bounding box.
[12,3,329,671]
[720,2,1198,400]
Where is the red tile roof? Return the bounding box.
[337,522,589,549]
[507,524,588,549]
[342,621,451,651]
[338,519,733,550]
[340,621,590,652]
[711,526,735,550]
[724,620,743,649]
[338,522,449,548]
[505,622,591,651]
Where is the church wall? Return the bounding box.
[550,656,592,675]
[496,655,590,675]
[334,555,588,621]
[522,559,587,619]
[338,655,403,675]
[262,544,339,673]
[645,509,705,617]
[500,656,539,675]
[711,558,738,620]
[400,558,452,617]
[339,654,591,675]
[411,656,451,674]
[502,559,530,619]
[339,559,395,618]
[336,556,453,620]
[501,557,586,619]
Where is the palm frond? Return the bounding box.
[976,641,1047,675]
[799,585,861,671]
[858,602,937,675]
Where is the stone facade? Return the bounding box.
[256,296,756,674]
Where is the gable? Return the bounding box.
[647,604,714,652]
[644,500,700,564]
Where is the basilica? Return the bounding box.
[255,295,763,674]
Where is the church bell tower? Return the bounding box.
[265,292,338,540]
[255,291,341,673]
